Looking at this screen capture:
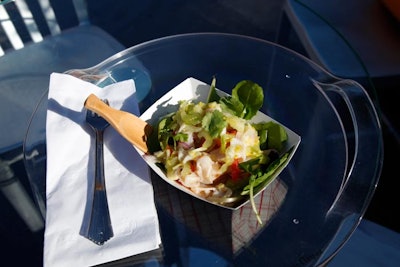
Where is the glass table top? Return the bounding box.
[21,1,383,267]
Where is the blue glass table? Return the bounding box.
[23,31,382,266]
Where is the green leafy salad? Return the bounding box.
[150,78,291,223]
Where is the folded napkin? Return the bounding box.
[44,73,161,267]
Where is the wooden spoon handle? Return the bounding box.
[84,94,152,153]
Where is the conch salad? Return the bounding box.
[150,78,291,223]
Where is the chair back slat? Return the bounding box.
[24,0,51,37]
[0,22,13,50]
[0,3,24,53]
[72,0,88,25]
[49,0,79,31]
[0,0,86,56]
[4,1,33,44]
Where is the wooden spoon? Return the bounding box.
[84,94,152,153]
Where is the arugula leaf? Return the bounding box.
[157,114,176,150]
[146,123,162,153]
[248,175,262,225]
[266,122,288,151]
[219,96,245,117]
[207,76,220,103]
[253,121,288,151]
[239,149,278,174]
[232,80,264,120]
[207,78,264,120]
[241,149,291,195]
[239,157,263,173]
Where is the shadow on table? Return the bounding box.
[152,171,288,259]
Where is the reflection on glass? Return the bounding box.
[152,170,287,257]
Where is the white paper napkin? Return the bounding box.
[44,73,161,267]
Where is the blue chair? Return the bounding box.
[0,0,124,231]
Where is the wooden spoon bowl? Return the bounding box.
[84,94,152,153]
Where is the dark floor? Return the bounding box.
[1,0,399,266]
